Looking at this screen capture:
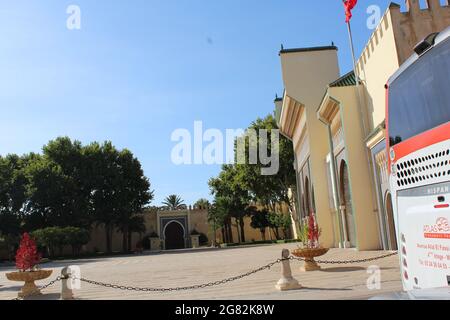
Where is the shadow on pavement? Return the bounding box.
[320,267,366,272]
[301,286,353,291]
[320,266,397,273]
[0,285,21,292]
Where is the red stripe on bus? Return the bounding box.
[434,204,450,209]
[392,122,450,161]
[424,233,450,239]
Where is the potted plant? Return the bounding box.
[6,233,53,298]
[292,215,329,271]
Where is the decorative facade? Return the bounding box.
[276,0,450,250]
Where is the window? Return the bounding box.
[389,38,450,146]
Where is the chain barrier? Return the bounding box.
[11,276,66,301]
[75,258,284,292]
[9,252,398,298]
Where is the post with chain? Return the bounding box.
[275,249,302,291]
[61,267,74,300]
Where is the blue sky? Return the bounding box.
[0,0,397,206]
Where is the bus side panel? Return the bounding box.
[397,195,450,290]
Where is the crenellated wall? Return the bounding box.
[393,0,450,64]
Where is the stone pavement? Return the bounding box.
[0,244,402,300]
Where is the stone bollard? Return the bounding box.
[61,267,75,300]
[275,249,302,291]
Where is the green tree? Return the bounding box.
[113,149,152,252]
[267,212,292,240]
[85,141,153,253]
[24,138,92,230]
[117,214,147,252]
[162,195,186,211]
[208,196,233,244]
[209,165,250,243]
[237,115,297,213]
[32,227,67,257]
[63,227,90,256]
[248,207,270,241]
[0,155,27,259]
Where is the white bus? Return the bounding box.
[386,26,450,293]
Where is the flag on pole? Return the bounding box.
[343,0,358,23]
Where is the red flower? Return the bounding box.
[307,214,321,248]
[15,233,41,272]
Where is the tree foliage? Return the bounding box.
[208,114,297,243]
[162,195,186,210]
[194,198,211,209]
[0,137,153,256]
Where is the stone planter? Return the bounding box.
[6,270,53,298]
[291,247,329,272]
[190,235,200,248]
[150,237,161,251]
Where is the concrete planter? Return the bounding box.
[190,235,200,248]
[6,270,53,298]
[150,237,161,251]
[291,248,329,272]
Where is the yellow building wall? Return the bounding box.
[280,48,341,248]
[330,86,381,250]
[357,9,399,131]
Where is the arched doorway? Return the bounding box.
[164,221,185,250]
[384,193,398,250]
[340,161,356,248]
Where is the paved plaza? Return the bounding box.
[0,244,402,300]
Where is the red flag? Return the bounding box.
[343,0,358,23]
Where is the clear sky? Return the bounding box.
[0,0,396,206]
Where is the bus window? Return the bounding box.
[388,38,450,147]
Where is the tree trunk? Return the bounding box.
[105,224,112,253]
[225,218,233,243]
[260,229,266,241]
[122,226,128,253]
[272,227,280,240]
[221,226,226,243]
[127,231,133,252]
[236,220,242,243]
[239,217,246,243]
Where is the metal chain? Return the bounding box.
[75,259,284,293]
[290,252,398,264]
[8,252,398,298]
[11,276,66,301]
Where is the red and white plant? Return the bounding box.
[299,214,322,249]
[15,233,42,272]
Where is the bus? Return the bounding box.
[386,26,450,292]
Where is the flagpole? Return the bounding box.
[343,4,379,250]
[346,20,360,83]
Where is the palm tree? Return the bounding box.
[162,195,186,210]
[194,198,211,209]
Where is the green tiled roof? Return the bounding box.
[329,71,357,87]
[274,97,282,125]
[279,45,338,55]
